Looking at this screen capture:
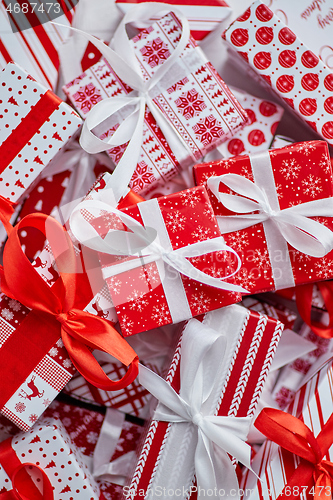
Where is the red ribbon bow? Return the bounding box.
[0,213,139,407]
[255,408,333,500]
[295,283,333,339]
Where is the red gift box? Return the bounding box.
[125,304,284,499]
[194,140,333,294]
[223,1,333,146]
[70,172,245,336]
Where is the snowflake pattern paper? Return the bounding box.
[194,140,333,294]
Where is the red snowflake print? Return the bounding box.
[130,161,156,192]
[175,88,206,120]
[132,26,153,43]
[193,115,224,146]
[15,402,26,413]
[29,414,38,424]
[72,83,102,114]
[167,77,189,94]
[140,38,171,68]
[275,387,295,409]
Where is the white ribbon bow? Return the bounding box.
[69,198,248,294]
[138,319,253,499]
[56,3,191,202]
[208,174,333,258]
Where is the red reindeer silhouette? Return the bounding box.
[32,256,47,269]
[19,376,44,400]
[45,264,59,286]
[91,297,108,320]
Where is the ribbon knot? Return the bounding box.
[56,312,70,325]
[192,412,204,428]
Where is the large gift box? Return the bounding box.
[241,359,333,500]
[125,304,284,499]
[0,417,100,499]
[223,1,333,145]
[0,62,82,205]
[70,172,246,336]
[194,140,333,294]
[63,8,249,196]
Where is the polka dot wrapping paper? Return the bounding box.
[222,1,333,145]
[0,62,81,204]
[0,417,100,499]
[194,140,333,294]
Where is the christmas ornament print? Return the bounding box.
[223,1,333,146]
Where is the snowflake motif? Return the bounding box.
[120,315,134,335]
[43,399,51,407]
[318,155,331,174]
[130,161,156,192]
[190,292,211,313]
[275,387,295,409]
[301,174,322,198]
[234,268,256,290]
[191,226,211,241]
[314,258,333,279]
[280,159,301,179]
[227,231,249,253]
[108,142,128,164]
[298,142,316,156]
[72,83,102,114]
[100,211,124,232]
[291,249,312,262]
[63,359,73,369]
[107,276,122,295]
[167,77,189,94]
[251,249,271,268]
[128,290,149,312]
[1,308,13,321]
[151,304,169,325]
[291,358,311,374]
[29,414,38,424]
[48,347,58,357]
[193,115,224,147]
[15,402,26,413]
[140,37,171,68]
[86,431,99,444]
[165,210,186,232]
[116,436,125,452]
[203,205,215,221]
[8,299,21,311]
[180,190,201,208]
[56,338,64,348]
[275,183,283,200]
[132,26,153,43]
[175,88,206,120]
[139,263,160,285]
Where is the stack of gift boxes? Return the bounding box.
[1,0,333,498]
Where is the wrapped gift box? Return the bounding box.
[217,88,284,158]
[223,1,333,146]
[241,359,333,500]
[72,172,244,336]
[194,140,333,294]
[63,11,249,195]
[0,62,81,204]
[242,296,297,331]
[0,417,100,499]
[126,304,284,499]
[115,0,232,41]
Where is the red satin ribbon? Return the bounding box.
[0,196,15,236]
[0,213,139,403]
[117,189,145,209]
[295,283,333,338]
[0,437,53,499]
[255,408,333,500]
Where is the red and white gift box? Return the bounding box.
[115,0,232,42]
[70,172,245,336]
[126,304,284,499]
[223,1,333,145]
[194,140,333,294]
[0,417,100,499]
[241,359,333,500]
[63,10,249,196]
[0,62,81,204]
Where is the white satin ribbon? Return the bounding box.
[69,197,249,294]
[138,318,253,499]
[208,173,333,259]
[56,3,192,202]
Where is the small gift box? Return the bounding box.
[125,304,284,499]
[0,417,100,499]
[194,140,333,294]
[70,172,247,336]
[0,63,81,204]
[223,1,333,145]
[242,359,333,500]
[217,88,284,158]
[63,5,249,198]
[115,0,232,41]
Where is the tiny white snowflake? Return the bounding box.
[100,210,124,231]
[234,269,256,290]
[63,358,73,369]
[314,258,333,279]
[190,292,211,313]
[139,263,160,285]
[108,276,122,295]
[151,304,169,325]
[8,299,21,311]
[120,315,134,335]
[251,249,270,268]
[191,225,211,241]
[227,231,249,252]
[275,183,283,200]
[301,175,322,198]
[203,205,216,221]
[56,338,64,348]
[299,142,316,156]
[1,308,13,321]
[115,436,125,452]
[280,159,301,179]
[86,431,99,444]
[318,155,331,174]
[43,399,51,407]
[128,290,149,312]
[165,210,186,232]
[49,347,58,357]
[180,189,201,208]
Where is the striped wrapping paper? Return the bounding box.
[241,360,333,500]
